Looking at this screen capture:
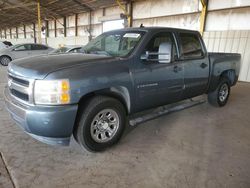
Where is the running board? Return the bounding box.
[129,97,206,126]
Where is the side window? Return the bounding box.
[14,44,31,51]
[104,35,120,52]
[32,44,48,50]
[144,32,177,61]
[179,33,203,59]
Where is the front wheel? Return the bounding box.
[74,96,126,152]
[0,56,11,66]
[208,77,231,107]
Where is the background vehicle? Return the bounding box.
[0,41,12,50]
[50,45,85,54]
[4,27,241,152]
[0,43,54,66]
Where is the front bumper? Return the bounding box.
[4,86,78,146]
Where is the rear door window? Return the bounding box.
[31,44,48,50]
[179,33,203,59]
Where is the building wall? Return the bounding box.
[203,30,250,82]
[1,0,250,81]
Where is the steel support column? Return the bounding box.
[9,28,12,39]
[200,0,208,36]
[116,0,132,27]
[16,27,18,39]
[75,14,78,37]
[63,16,67,37]
[37,0,42,43]
[88,11,92,41]
[33,23,36,43]
[54,20,57,37]
[24,25,26,39]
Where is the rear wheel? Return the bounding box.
[208,77,231,107]
[74,96,126,152]
[0,56,11,66]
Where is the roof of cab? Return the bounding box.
[105,26,200,34]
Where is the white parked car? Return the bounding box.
[0,43,54,66]
[0,41,12,51]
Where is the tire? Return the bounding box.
[0,56,11,66]
[74,96,126,152]
[208,77,231,107]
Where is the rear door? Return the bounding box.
[134,32,184,111]
[31,44,50,56]
[177,32,209,99]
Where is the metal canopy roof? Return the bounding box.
[0,0,128,29]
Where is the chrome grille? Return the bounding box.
[8,73,34,104]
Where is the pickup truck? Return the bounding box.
[4,27,241,152]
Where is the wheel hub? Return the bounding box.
[219,83,229,102]
[97,120,109,131]
[90,109,120,143]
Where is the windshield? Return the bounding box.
[83,31,144,57]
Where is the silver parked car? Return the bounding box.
[0,43,54,66]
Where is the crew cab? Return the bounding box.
[4,27,241,152]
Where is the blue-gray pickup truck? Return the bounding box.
[4,27,241,152]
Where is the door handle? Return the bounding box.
[200,63,208,69]
[173,65,182,73]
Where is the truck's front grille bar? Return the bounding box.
[8,74,29,87]
[8,73,34,105]
[10,89,29,101]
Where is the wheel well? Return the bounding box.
[221,70,236,86]
[77,90,129,115]
[73,90,129,139]
[0,55,12,60]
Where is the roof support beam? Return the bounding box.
[72,0,92,11]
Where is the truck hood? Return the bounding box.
[8,53,115,79]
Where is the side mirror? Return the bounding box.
[158,42,171,64]
[140,42,172,64]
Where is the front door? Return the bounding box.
[133,32,184,111]
[12,44,32,59]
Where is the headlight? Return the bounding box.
[34,79,70,105]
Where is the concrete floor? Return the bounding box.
[0,66,250,188]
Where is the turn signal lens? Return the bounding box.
[60,93,70,104]
[61,80,70,92]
